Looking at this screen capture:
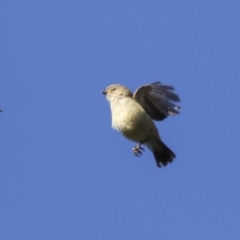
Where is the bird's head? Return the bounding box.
[102,84,133,102]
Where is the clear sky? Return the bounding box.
[1,1,240,239]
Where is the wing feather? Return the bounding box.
[133,82,180,121]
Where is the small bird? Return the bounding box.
[102,82,181,168]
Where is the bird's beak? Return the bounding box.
[102,91,106,95]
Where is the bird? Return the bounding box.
[102,81,180,168]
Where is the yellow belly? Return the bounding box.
[112,105,156,142]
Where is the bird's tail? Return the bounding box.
[151,140,176,168]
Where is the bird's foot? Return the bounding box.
[132,144,145,157]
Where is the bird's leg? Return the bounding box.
[132,140,147,157]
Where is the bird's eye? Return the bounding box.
[111,88,115,91]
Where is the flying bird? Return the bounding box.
[102,82,180,167]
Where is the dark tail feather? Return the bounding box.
[153,141,176,168]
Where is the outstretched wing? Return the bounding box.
[133,82,180,121]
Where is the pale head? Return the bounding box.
[102,84,133,101]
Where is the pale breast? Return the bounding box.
[110,97,155,142]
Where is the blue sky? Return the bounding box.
[1,1,240,239]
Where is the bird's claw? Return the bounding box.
[132,144,145,157]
